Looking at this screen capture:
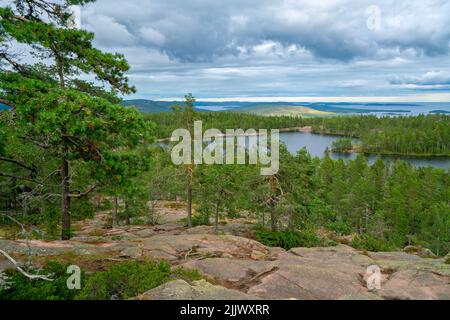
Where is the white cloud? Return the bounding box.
[83,14,135,46]
[139,27,165,46]
[391,70,450,86]
[75,0,450,99]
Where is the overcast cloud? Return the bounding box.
[69,1,450,100]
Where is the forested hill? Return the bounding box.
[121,99,424,115]
[121,99,174,112]
[229,104,334,117]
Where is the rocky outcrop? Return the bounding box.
[140,234,270,263]
[134,279,261,300]
[181,258,278,290]
[403,245,437,258]
[368,251,450,276]
[180,219,256,238]
[0,239,130,257]
[2,209,449,300]
[379,269,450,300]
[179,244,450,300]
[179,245,375,300]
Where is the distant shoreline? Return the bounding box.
[156,126,313,142]
[157,125,449,158]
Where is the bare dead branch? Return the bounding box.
[0,248,53,281]
[0,213,52,281]
[69,184,97,198]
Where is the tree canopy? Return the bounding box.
[0,0,153,239]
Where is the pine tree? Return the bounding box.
[0,1,153,239]
[171,93,196,227]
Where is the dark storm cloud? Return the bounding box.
[75,0,450,99]
[81,0,450,62]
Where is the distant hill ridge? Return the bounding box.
[122,99,418,117]
[228,104,334,117]
[121,99,175,113]
[120,99,334,116]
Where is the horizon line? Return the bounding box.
[149,93,450,103]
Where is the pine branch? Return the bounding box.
[0,157,37,174]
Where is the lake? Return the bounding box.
[166,129,450,170]
[277,131,450,170]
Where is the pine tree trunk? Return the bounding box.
[23,201,28,217]
[125,201,130,225]
[61,157,71,240]
[187,164,193,228]
[214,202,219,234]
[58,57,71,240]
[288,207,294,230]
[365,206,370,234]
[436,236,440,256]
[12,177,17,212]
[269,175,277,232]
[270,204,277,232]
[113,196,118,226]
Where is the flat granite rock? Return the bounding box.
[2,229,450,300]
[181,258,278,288]
[379,269,450,300]
[177,244,450,300]
[0,239,135,257]
[368,251,450,276]
[247,260,375,300]
[134,279,261,300]
[140,234,270,263]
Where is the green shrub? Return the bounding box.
[43,207,59,240]
[131,217,146,225]
[171,267,202,282]
[254,227,331,250]
[226,211,241,219]
[0,214,14,225]
[351,234,396,252]
[71,198,95,220]
[181,213,210,227]
[0,261,84,300]
[1,259,203,300]
[101,198,113,210]
[326,220,352,236]
[76,260,171,300]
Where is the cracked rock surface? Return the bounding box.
[1,204,449,300]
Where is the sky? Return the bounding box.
[16,0,450,101]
